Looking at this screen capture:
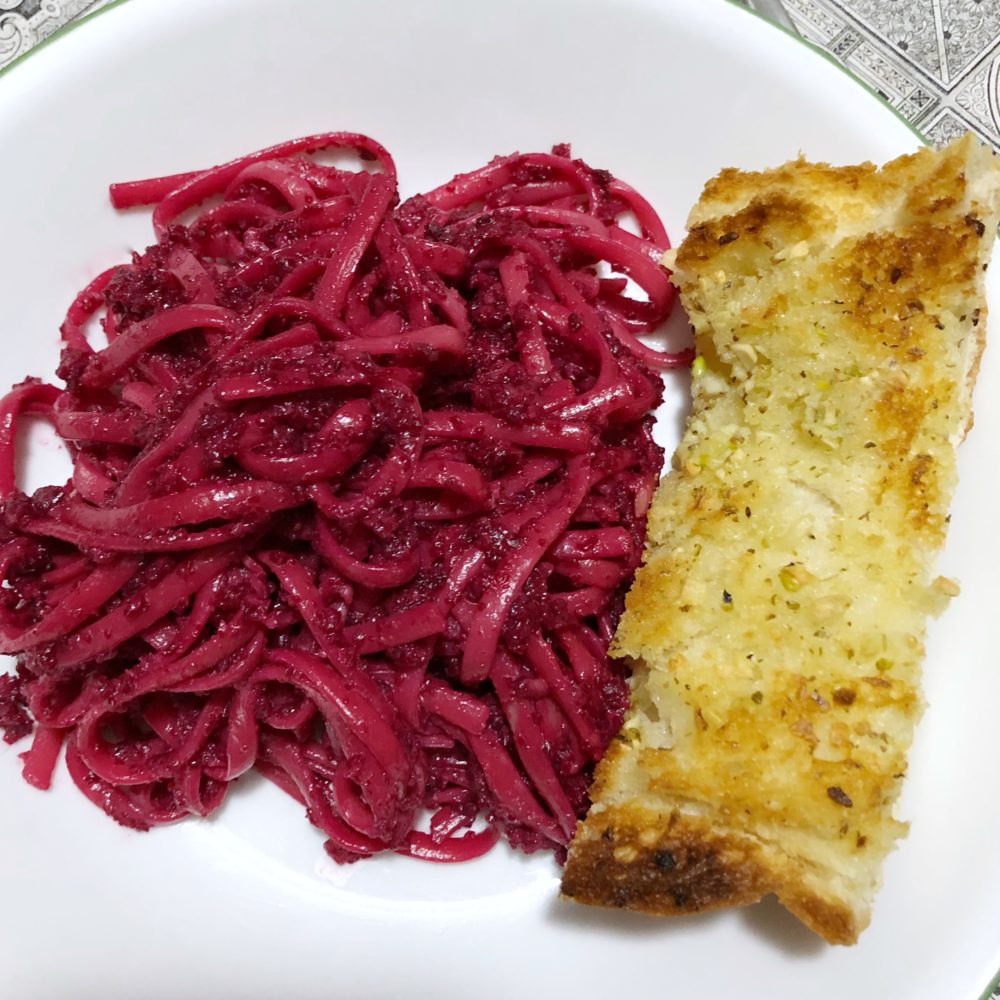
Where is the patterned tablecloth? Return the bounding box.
[1,0,998,996]
[763,0,1000,150]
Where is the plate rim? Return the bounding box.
[0,0,928,155]
[0,3,996,999]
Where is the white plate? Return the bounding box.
[0,1,997,998]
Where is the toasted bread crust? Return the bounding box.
[562,795,858,945]
[562,795,771,914]
[562,135,1000,945]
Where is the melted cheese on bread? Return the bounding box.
[561,134,1000,944]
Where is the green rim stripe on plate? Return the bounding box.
[980,967,1000,1000]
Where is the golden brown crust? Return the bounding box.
[562,805,770,916]
[562,134,1000,946]
[564,736,868,943]
[963,306,988,439]
[782,885,860,947]
[562,802,860,945]
[677,194,823,273]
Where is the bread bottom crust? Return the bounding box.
[562,801,861,945]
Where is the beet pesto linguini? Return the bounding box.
[0,132,686,863]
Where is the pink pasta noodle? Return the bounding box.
[0,132,686,863]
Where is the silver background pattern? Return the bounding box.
[777,0,1000,149]
[0,0,999,996]
[0,0,110,67]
